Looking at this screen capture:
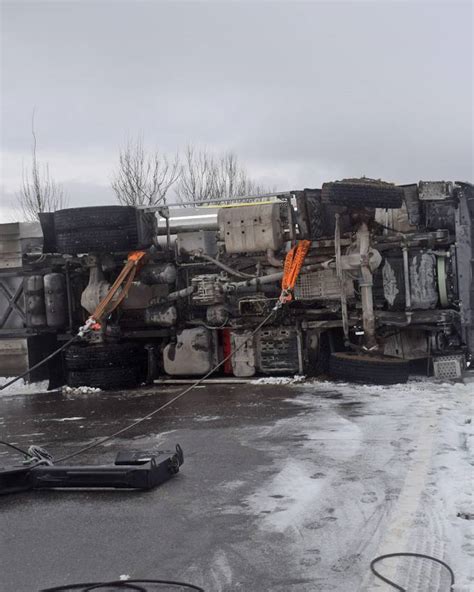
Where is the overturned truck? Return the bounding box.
[1,179,472,387]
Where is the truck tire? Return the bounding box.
[329,352,409,385]
[64,343,142,370]
[307,194,324,239]
[54,206,136,232]
[299,189,324,239]
[66,366,140,390]
[322,179,404,209]
[305,331,330,376]
[56,227,139,254]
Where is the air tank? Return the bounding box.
[44,273,67,328]
[24,275,46,327]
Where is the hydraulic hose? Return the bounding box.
[195,252,256,279]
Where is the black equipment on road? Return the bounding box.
[0,445,184,495]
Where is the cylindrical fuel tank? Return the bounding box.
[379,252,438,311]
[44,273,67,328]
[24,275,46,327]
[409,252,438,309]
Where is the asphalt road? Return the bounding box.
[0,379,472,592]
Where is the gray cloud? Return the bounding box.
[1,0,472,214]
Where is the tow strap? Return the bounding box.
[278,239,312,305]
[0,251,148,391]
[79,250,147,336]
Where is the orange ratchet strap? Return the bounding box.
[80,250,147,335]
[279,240,312,305]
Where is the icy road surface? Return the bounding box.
[0,378,472,591]
[232,380,473,592]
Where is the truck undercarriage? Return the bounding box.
[1,178,472,387]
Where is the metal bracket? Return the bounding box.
[335,214,349,341]
[0,280,25,328]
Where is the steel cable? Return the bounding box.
[0,335,79,392]
[54,308,277,463]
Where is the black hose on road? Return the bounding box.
[370,552,455,591]
[39,578,205,591]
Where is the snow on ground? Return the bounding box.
[224,379,473,591]
[0,377,50,396]
[0,374,472,590]
[62,385,101,394]
[0,378,103,397]
[251,375,306,385]
[49,416,86,422]
[245,459,327,532]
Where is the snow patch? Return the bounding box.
[50,417,85,422]
[0,377,50,396]
[245,459,325,532]
[291,377,473,399]
[209,550,234,590]
[222,479,246,491]
[251,375,306,385]
[62,385,102,394]
[233,379,472,588]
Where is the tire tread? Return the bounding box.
[322,179,404,209]
[64,343,142,370]
[329,352,409,384]
[66,366,139,390]
[54,206,136,232]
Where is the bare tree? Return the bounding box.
[18,112,68,221]
[111,136,180,206]
[175,146,218,204]
[213,152,271,199]
[176,147,272,205]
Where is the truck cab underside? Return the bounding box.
[0,178,472,387]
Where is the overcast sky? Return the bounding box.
[1,0,472,220]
